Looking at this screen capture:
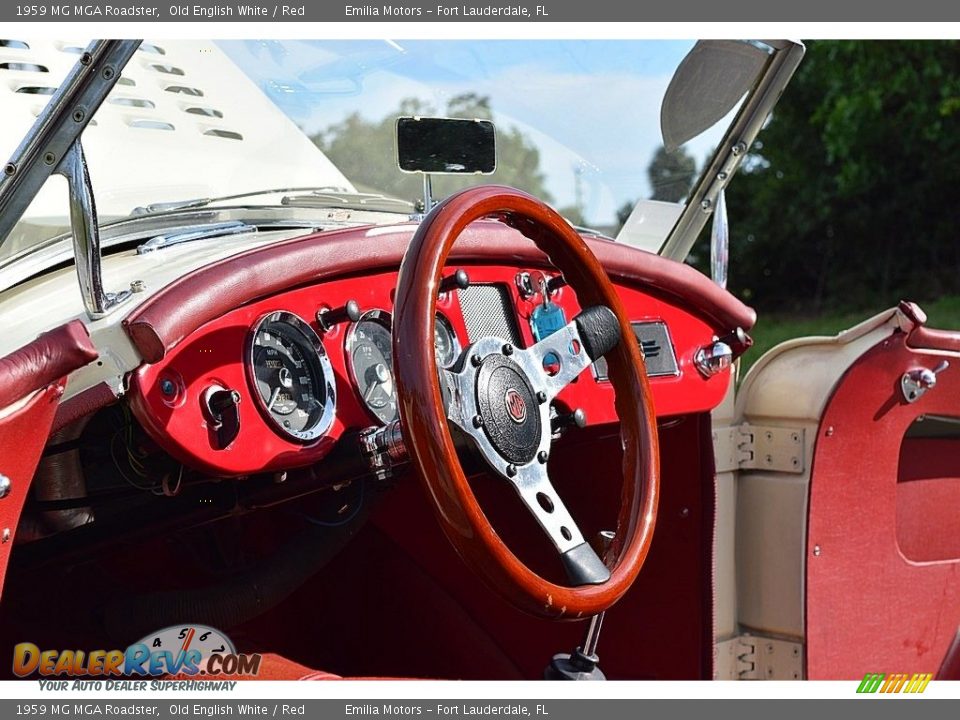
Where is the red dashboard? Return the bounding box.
[126,223,750,476]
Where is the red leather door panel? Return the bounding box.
[807,328,960,678]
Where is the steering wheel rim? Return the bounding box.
[393,185,659,619]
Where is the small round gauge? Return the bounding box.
[434,313,461,368]
[137,624,236,661]
[346,310,398,425]
[248,311,336,442]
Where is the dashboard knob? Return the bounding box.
[440,268,470,294]
[551,407,587,435]
[317,299,361,330]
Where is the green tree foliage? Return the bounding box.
[311,93,553,207]
[647,145,697,203]
[724,40,960,312]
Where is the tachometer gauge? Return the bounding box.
[434,313,461,368]
[347,310,462,425]
[248,311,336,442]
[346,310,398,425]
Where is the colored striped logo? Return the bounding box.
[857,672,932,694]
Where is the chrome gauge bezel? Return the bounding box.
[247,310,337,443]
[345,309,397,426]
[434,312,462,369]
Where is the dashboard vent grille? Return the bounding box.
[457,285,522,346]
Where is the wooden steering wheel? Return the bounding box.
[393,185,659,619]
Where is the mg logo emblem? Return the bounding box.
[505,389,527,424]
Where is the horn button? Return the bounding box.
[475,354,542,465]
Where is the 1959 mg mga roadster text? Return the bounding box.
[0,37,958,682]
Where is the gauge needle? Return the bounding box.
[180,627,195,653]
[364,363,392,402]
[267,387,282,412]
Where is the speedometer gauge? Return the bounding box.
[248,311,336,443]
[346,310,398,425]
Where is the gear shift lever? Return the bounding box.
[544,531,615,680]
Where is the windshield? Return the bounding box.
[1,39,750,267]
[222,40,731,225]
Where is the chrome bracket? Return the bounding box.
[56,141,130,318]
[359,421,408,482]
[901,361,949,404]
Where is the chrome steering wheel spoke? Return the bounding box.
[435,305,621,587]
[509,461,610,586]
[522,319,595,402]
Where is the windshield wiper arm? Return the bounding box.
[280,191,415,213]
[130,186,357,215]
[136,220,255,254]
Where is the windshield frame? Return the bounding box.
[656,39,805,261]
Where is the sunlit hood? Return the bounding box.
[0,39,353,260]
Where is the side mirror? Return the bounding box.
[661,40,770,152]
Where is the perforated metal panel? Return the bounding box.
[457,285,522,346]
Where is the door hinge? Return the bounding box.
[712,424,805,474]
[716,633,804,680]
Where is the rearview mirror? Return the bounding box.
[396,117,497,175]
